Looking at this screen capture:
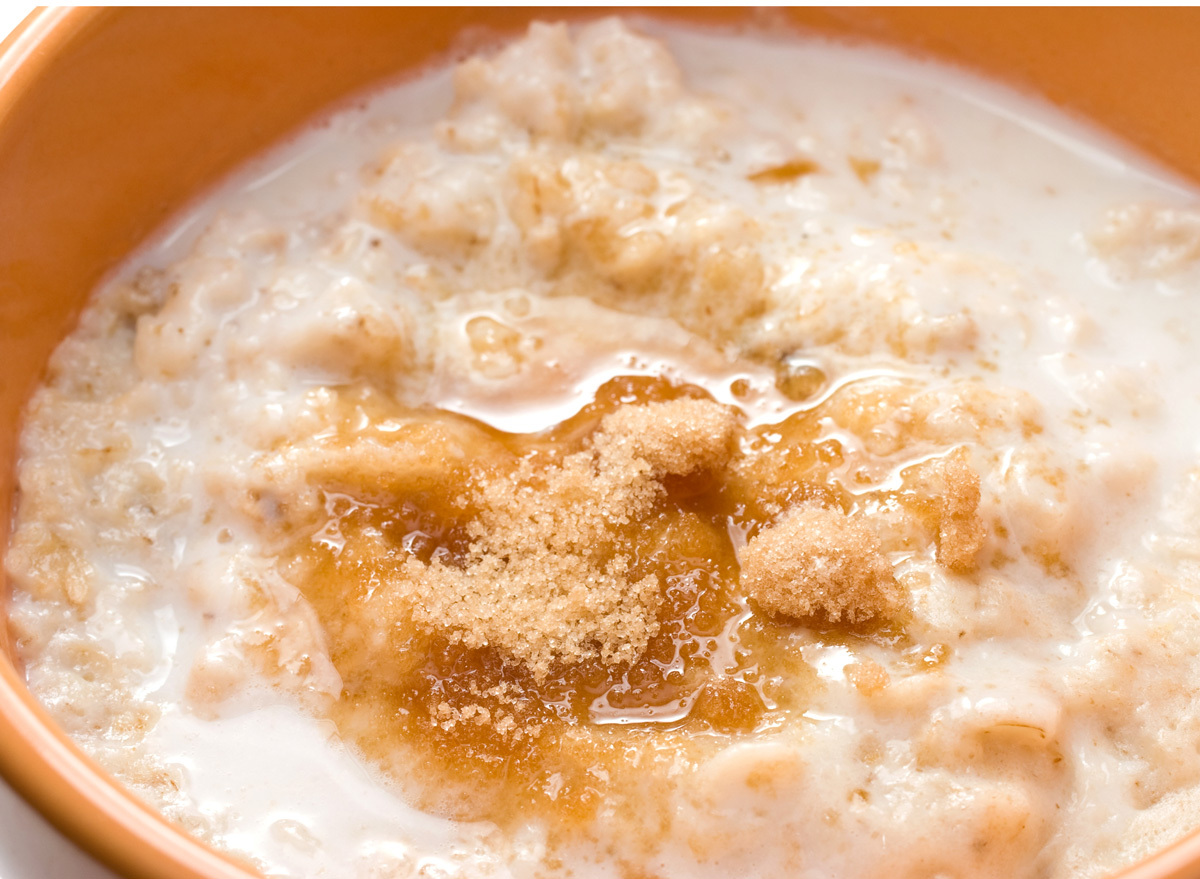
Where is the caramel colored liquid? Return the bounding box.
[278,374,957,829]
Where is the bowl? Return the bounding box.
[3,8,1200,879]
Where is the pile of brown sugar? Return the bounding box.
[388,396,738,682]
[740,504,902,624]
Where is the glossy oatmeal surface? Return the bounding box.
[10,17,1200,879]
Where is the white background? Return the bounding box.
[0,5,28,41]
[1,6,120,879]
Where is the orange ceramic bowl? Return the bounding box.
[4,8,1200,879]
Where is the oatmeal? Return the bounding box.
[9,16,1200,879]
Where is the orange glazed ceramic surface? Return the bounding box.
[4,8,1200,879]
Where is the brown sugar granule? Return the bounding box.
[592,397,737,477]
[691,678,766,733]
[748,158,820,184]
[845,659,890,696]
[908,447,986,573]
[740,504,901,624]
[391,398,737,682]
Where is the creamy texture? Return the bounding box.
[9,17,1200,879]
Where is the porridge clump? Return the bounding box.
[9,16,1200,879]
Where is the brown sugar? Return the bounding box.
[845,659,890,696]
[904,447,986,572]
[691,678,767,732]
[384,397,737,682]
[592,397,737,478]
[740,504,902,624]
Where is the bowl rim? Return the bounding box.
[3,7,1200,879]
